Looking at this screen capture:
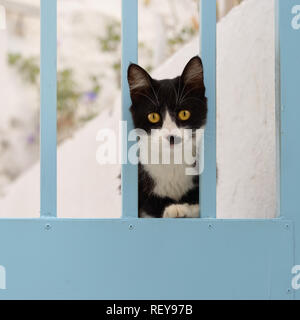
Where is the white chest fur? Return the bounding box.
[143,163,194,201]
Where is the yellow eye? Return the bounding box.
[178,110,191,121]
[148,112,161,124]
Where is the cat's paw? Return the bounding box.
[163,204,200,218]
[163,204,190,218]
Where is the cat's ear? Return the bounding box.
[181,56,204,90]
[127,64,152,98]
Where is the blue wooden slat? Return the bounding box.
[278,0,300,299]
[0,219,293,299]
[199,0,217,218]
[40,0,57,217]
[121,0,138,218]
[275,0,281,218]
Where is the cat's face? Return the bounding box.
[128,56,207,164]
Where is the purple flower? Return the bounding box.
[83,91,98,103]
[27,134,35,145]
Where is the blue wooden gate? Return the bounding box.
[0,0,299,300]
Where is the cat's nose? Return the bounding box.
[167,135,182,145]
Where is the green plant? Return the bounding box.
[57,69,80,113]
[89,75,101,96]
[168,26,197,48]
[8,53,40,85]
[7,53,102,139]
[98,21,121,52]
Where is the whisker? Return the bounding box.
[178,80,189,103]
[180,96,206,105]
[134,92,159,106]
[149,82,160,106]
[170,81,179,104]
[179,87,200,104]
[178,71,203,103]
[156,85,162,98]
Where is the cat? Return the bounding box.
[127,56,207,218]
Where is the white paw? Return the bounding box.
[163,204,200,218]
[163,204,191,218]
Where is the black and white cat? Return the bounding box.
[128,56,207,218]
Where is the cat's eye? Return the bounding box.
[178,110,191,121]
[148,112,161,124]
